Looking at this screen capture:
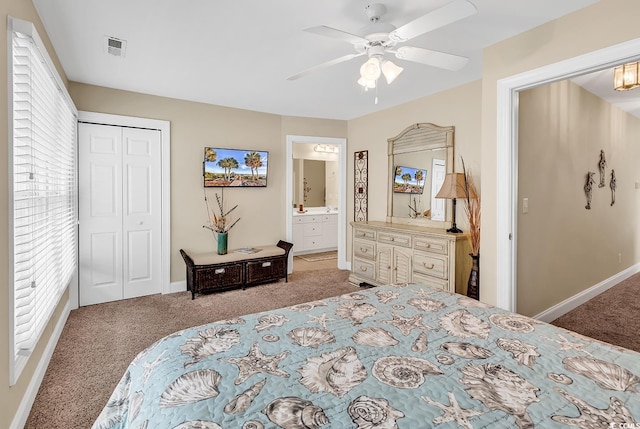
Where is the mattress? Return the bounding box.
[93,283,640,429]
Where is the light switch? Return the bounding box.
[523,198,529,214]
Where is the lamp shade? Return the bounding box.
[381,60,404,84]
[360,57,381,81]
[614,62,640,91]
[435,173,467,199]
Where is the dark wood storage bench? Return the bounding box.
[180,240,293,299]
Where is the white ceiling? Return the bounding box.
[33,0,603,120]
[571,68,640,118]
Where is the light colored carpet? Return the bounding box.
[297,250,337,262]
[25,268,358,429]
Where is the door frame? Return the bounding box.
[285,135,348,270]
[75,111,171,308]
[495,37,640,312]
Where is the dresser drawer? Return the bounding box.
[354,239,376,260]
[412,271,450,292]
[354,228,376,241]
[413,253,448,279]
[352,258,376,280]
[293,216,305,224]
[378,231,411,248]
[413,236,448,255]
[303,223,322,236]
[303,215,322,224]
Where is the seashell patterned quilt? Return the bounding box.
[93,283,640,429]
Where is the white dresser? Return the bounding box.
[293,212,338,254]
[349,221,471,294]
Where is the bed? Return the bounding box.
[93,283,640,429]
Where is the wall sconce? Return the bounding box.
[435,173,467,233]
[614,62,640,91]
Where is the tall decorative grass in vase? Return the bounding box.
[461,158,480,299]
[203,189,239,254]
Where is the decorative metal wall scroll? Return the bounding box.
[354,150,368,221]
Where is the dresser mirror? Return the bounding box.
[387,123,454,228]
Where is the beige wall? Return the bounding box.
[346,80,483,256]
[1,2,72,427]
[481,0,640,306]
[69,83,347,283]
[517,80,640,316]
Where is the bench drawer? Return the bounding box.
[193,263,243,292]
[246,258,286,284]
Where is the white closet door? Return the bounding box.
[122,127,162,299]
[79,123,162,305]
[79,123,123,305]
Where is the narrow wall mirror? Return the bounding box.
[387,123,454,228]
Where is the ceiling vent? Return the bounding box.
[104,36,126,57]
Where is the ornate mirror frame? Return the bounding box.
[387,123,454,228]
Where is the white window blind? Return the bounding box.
[9,17,78,385]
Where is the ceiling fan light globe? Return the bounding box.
[381,60,403,84]
[360,57,381,81]
[357,77,376,89]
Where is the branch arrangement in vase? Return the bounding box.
[203,190,240,233]
[461,158,480,256]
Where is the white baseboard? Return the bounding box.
[169,280,187,293]
[534,263,640,323]
[11,299,72,429]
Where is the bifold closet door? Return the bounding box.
[79,123,162,306]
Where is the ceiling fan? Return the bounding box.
[287,0,477,88]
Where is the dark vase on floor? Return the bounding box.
[467,253,480,300]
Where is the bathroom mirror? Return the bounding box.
[387,123,454,228]
[292,144,339,210]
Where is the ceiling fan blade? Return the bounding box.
[394,46,469,71]
[303,25,368,45]
[287,53,365,81]
[389,0,477,42]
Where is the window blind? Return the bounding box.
[9,18,77,385]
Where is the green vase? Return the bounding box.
[217,232,228,255]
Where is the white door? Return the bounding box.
[79,123,162,305]
[430,159,446,221]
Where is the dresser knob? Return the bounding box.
[361,248,368,253]
[360,266,368,272]
[423,263,435,270]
